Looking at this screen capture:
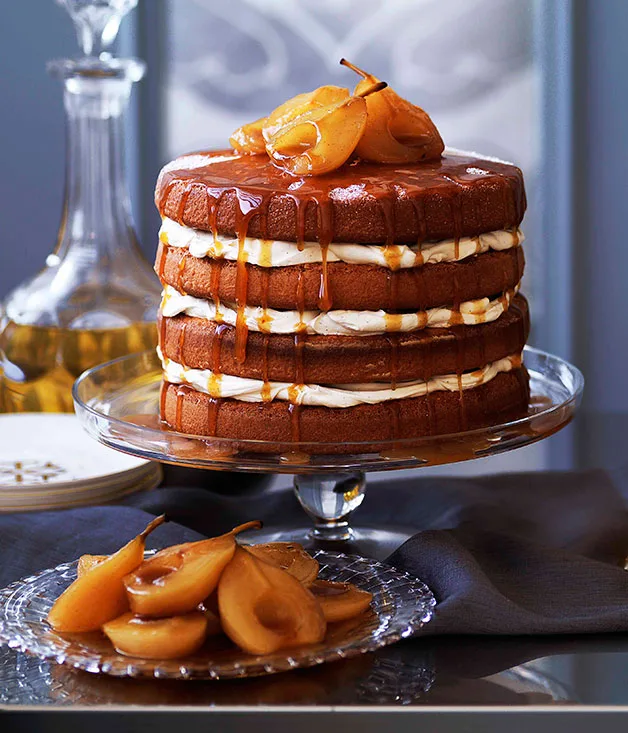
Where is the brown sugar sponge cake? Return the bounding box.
[154,150,529,452]
[153,68,530,452]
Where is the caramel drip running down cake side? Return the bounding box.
[154,63,529,451]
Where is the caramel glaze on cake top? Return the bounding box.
[156,149,526,246]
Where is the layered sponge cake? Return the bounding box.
[154,148,529,450]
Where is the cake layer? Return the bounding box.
[159,294,529,383]
[160,369,530,448]
[161,352,521,407]
[160,217,524,269]
[161,284,520,335]
[155,149,526,244]
[156,242,524,312]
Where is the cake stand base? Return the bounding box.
[239,525,415,561]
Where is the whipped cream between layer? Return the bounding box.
[161,284,519,336]
[160,218,523,270]
[160,350,522,408]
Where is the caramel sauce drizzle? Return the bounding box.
[156,242,168,281]
[453,328,468,431]
[158,314,167,354]
[257,244,273,334]
[233,189,262,364]
[288,331,307,443]
[176,255,186,294]
[296,191,333,313]
[177,319,187,366]
[159,381,168,422]
[174,386,185,431]
[205,189,224,325]
[206,323,228,437]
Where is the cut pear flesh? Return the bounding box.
[124,521,261,618]
[218,547,326,655]
[103,611,208,659]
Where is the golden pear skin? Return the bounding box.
[262,86,350,141]
[265,83,385,176]
[124,521,262,618]
[218,546,326,655]
[310,580,373,623]
[47,515,166,633]
[340,58,444,163]
[103,611,208,659]
[246,542,319,586]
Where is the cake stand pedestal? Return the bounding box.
[73,346,583,559]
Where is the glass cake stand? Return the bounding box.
[73,346,583,558]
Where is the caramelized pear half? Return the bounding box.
[218,546,326,655]
[310,580,373,623]
[266,82,385,176]
[262,85,350,141]
[103,611,208,659]
[340,58,444,163]
[124,521,261,618]
[230,116,266,154]
[47,515,166,633]
[246,542,319,586]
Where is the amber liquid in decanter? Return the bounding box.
[0,3,160,413]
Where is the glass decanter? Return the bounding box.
[0,0,160,413]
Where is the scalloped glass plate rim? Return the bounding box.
[72,345,584,451]
[0,550,436,680]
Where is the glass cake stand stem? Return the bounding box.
[294,471,367,542]
[242,471,415,560]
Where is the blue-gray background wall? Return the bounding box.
[0,2,76,298]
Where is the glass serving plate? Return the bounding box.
[72,346,583,558]
[0,551,434,681]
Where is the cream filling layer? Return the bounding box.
[160,351,522,408]
[159,218,523,270]
[161,284,519,335]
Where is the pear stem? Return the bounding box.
[231,520,263,536]
[139,514,167,541]
[356,80,387,99]
[340,58,370,80]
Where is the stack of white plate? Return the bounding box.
[0,414,161,512]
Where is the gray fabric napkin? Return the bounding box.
[1,466,627,636]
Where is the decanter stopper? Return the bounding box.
[56,0,138,58]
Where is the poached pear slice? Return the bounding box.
[47,515,166,633]
[103,611,208,659]
[310,580,373,623]
[218,546,326,655]
[246,542,319,586]
[124,521,261,618]
[340,58,444,163]
[265,82,386,177]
